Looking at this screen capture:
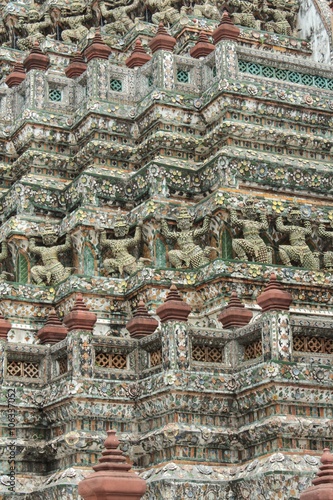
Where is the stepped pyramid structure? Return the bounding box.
[0,0,333,498]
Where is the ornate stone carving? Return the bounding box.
[230,200,272,263]
[262,0,299,36]
[0,242,8,282]
[276,204,319,270]
[229,0,261,30]
[145,0,181,25]
[160,205,215,269]
[318,221,333,271]
[49,2,93,43]
[100,213,149,277]
[97,0,141,36]
[29,226,72,285]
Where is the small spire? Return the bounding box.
[0,309,11,341]
[63,293,97,332]
[126,39,151,68]
[218,291,252,329]
[65,51,87,78]
[5,61,26,88]
[156,284,191,322]
[190,31,215,59]
[37,308,68,344]
[149,22,176,54]
[300,448,333,499]
[126,300,158,338]
[257,273,292,312]
[84,29,112,62]
[78,429,147,499]
[212,9,240,44]
[23,41,50,72]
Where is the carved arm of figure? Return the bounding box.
[55,234,71,254]
[230,209,242,229]
[100,230,110,248]
[303,220,312,236]
[160,219,177,241]
[193,214,212,238]
[259,211,269,231]
[125,0,140,13]
[127,222,142,248]
[29,238,41,256]
[319,224,333,240]
[276,216,290,234]
[0,241,8,261]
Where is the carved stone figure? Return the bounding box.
[99,0,140,35]
[145,0,181,25]
[100,213,148,277]
[17,7,52,50]
[276,205,319,270]
[0,241,8,281]
[29,227,72,285]
[160,205,215,269]
[262,0,296,36]
[49,2,93,43]
[191,0,221,21]
[230,200,272,263]
[318,222,333,271]
[229,0,261,30]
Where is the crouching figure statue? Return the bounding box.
[29,226,72,285]
[100,213,150,277]
[276,204,319,270]
[230,199,272,263]
[160,204,215,269]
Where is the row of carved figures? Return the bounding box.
[0,202,332,286]
[1,0,299,49]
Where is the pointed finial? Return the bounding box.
[78,429,147,499]
[218,291,252,328]
[212,9,240,43]
[190,31,215,59]
[126,300,158,338]
[126,39,151,68]
[156,285,191,322]
[257,273,292,312]
[149,22,176,54]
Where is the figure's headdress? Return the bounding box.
[242,197,256,214]
[287,200,301,221]
[176,203,193,221]
[42,223,58,237]
[113,210,129,228]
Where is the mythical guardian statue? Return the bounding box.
[318,221,333,271]
[276,204,319,270]
[29,226,72,285]
[100,212,149,277]
[160,205,215,269]
[230,199,272,263]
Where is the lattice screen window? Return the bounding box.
[95,352,127,369]
[110,79,122,92]
[177,69,190,83]
[150,348,162,367]
[293,335,333,354]
[148,75,154,87]
[49,88,62,102]
[7,360,39,378]
[57,357,68,376]
[238,60,333,90]
[244,339,262,360]
[192,344,223,363]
